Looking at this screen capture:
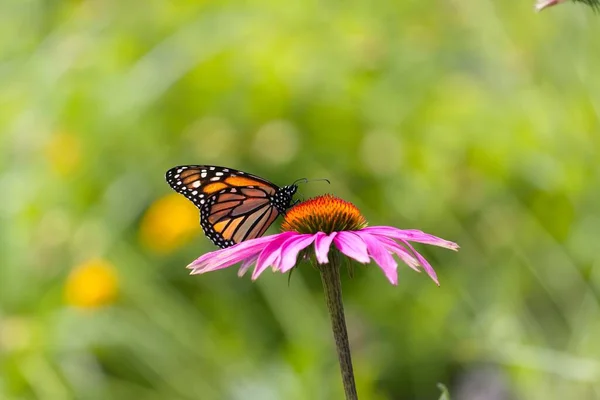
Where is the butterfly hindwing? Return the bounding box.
[201,188,279,247]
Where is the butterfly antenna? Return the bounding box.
[309,178,331,185]
[293,177,331,186]
[292,177,308,186]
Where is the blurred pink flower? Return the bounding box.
[187,195,458,286]
[535,0,565,10]
[536,0,599,10]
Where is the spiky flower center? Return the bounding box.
[281,194,367,234]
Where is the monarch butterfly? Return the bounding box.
[165,165,299,248]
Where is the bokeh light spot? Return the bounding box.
[44,132,82,176]
[0,317,34,353]
[251,120,299,165]
[184,117,237,162]
[359,130,402,176]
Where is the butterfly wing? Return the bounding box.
[201,187,280,248]
[165,165,283,248]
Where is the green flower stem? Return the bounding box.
[318,255,358,400]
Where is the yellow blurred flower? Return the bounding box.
[65,259,119,308]
[139,193,200,253]
[45,132,82,176]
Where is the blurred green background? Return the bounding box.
[2,1,600,399]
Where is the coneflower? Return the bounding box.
[187,195,459,400]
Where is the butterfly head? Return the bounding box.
[274,184,298,214]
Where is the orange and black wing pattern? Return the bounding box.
[165,165,297,248]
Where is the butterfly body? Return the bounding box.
[165,165,297,248]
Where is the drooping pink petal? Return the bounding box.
[314,232,337,264]
[357,232,398,285]
[361,226,459,250]
[188,235,276,274]
[400,239,440,286]
[238,255,258,277]
[375,236,420,272]
[251,232,299,279]
[276,234,318,274]
[333,231,370,264]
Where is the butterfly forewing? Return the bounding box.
[165,165,297,248]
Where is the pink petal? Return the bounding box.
[333,231,370,264]
[401,239,440,286]
[361,226,459,250]
[314,232,337,264]
[375,236,420,272]
[356,232,398,285]
[277,234,318,274]
[251,232,299,280]
[238,255,258,277]
[188,235,276,274]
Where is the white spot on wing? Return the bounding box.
[192,181,201,188]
